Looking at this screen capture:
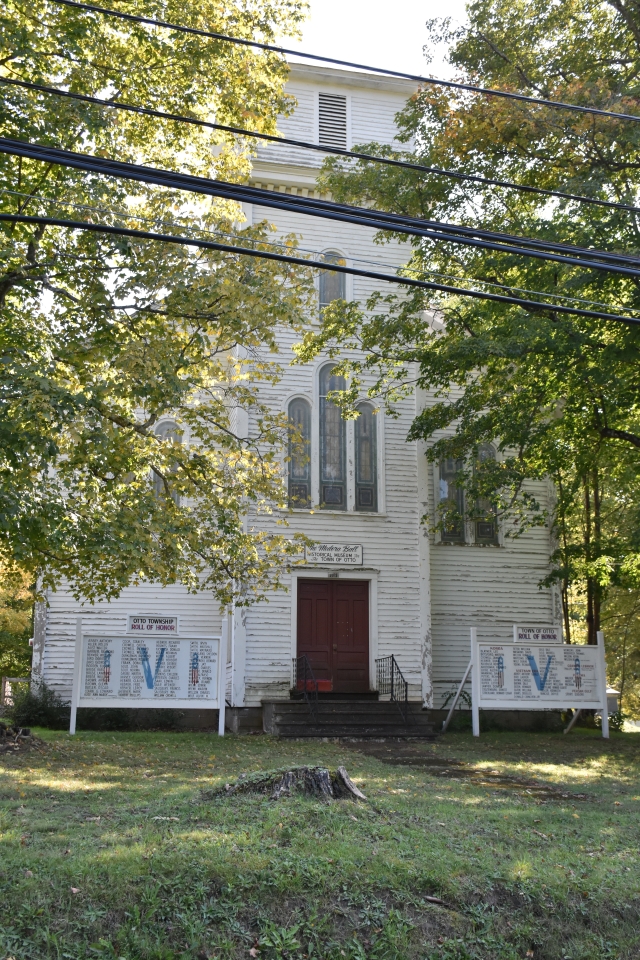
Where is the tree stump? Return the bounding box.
[210,765,366,802]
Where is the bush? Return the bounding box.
[9,679,70,729]
[597,710,626,733]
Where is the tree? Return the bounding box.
[297,0,640,647]
[0,0,312,606]
[0,559,33,679]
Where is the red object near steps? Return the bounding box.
[297,679,332,693]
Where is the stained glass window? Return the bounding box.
[439,457,465,541]
[474,444,499,544]
[355,402,377,512]
[319,364,346,510]
[288,398,311,507]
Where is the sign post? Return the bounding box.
[470,627,480,737]
[468,625,609,739]
[70,620,223,734]
[597,631,609,739]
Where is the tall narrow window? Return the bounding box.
[474,443,499,544]
[355,402,377,512]
[319,364,346,510]
[319,251,346,310]
[318,93,347,149]
[439,457,465,542]
[153,420,182,504]
[288,398,311,507]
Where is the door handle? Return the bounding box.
[333,644,338,651]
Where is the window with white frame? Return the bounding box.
[152,420,182,504]
[319,363,347,510]
[354,402,377,512]
[318,93,348,149]
[318,251,346,311]
[288,397,311,507]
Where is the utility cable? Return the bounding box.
[3,74,640,218]
[2,133,637,275]
[48,0,640,126]
[1,137,639,279]
[2,185,628,314]
[1,212,638,326]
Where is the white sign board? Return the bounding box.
[469,628,609,738]
[514,624,562,643]
[127,614,180,636]
[70,623,225,735]
[477,643,601,707]
[304,543,363,565]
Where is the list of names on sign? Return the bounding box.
[304,543,363,565]
[81,635,218,706]
[478,642,601,707]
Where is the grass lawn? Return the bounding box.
[1,727,639,960]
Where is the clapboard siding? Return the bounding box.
[428,465,554,705]
[255,65,412,170]
[41,582,221,699]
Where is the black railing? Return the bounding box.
[292,655,318,722]
[375,655,409,724]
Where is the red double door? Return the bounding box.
[297,579,370,693]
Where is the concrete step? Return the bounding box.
[269,700,428,715]
[274,727,437,739]
[262,699,437,739]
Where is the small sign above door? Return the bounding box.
[513,624,562,643]
[127,615,180,636]
[304,543,363,566]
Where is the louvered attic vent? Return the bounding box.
[318,93,348,149]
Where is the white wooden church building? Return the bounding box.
[32,63,560,726]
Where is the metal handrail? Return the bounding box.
[375,655,409,724]
[292,655,318,722]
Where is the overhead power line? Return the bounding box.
[1,186,628,314]
[4,74,640,218]
[1,137,639,280]
[3,186,625,314]
[1,212,638,326]
[48,0,640,125]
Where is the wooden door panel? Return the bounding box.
[333,581,369,692]
[297,581,331,680]
[297,579,369,692]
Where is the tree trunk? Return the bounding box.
[592,467,602,636]
[584,477,596,645]
[210,765,367,802]
[557,475,571,643]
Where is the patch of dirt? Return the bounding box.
[347,742,592,801]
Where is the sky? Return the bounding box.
[287,0,470,80]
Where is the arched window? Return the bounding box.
[474,443,498,544]
[288,397,311,507]
[439,457,465,542]
[318,251,346,310]
[319,364,346,510]
[153,420,182,504]
[355,402,377,512]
